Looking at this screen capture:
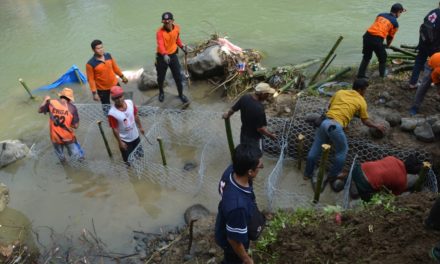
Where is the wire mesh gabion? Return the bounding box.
[33,102,438,211]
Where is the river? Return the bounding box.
[0,0,434,252]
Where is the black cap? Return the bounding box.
[391,3,406,13]
[161,12,173,21]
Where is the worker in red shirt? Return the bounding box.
[350,155,421,201]
[357,3,406,79]
[155,12,189,104]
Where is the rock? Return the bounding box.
[183,254,193,261]
[183,161,197,172]
[208,248,217,255]
[400,117,426,132]
[184,204,210,224]
[368,118,390,139]
[432,120,440,135]
[385,100,401,109]
[207,257,217,264]
[426,115,440,126]
[414,122,435,142]
[0,140,29,168]
[379,91,392,102]
[0,183,9,212]
[384,112,401,127]
[188,45,224,77]
[138,68,163,91]
[284,107,291,113]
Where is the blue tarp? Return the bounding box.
[35,65,87,91]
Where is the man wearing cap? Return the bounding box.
[357,3,406,79]
[86,39,128,113]
[155,12,189,104]
[304,79,385,189]
[38,88,84,163]
[222,82,277,149]
[108,86,145,163]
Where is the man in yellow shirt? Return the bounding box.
[304,79,385,189]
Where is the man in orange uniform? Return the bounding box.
[409,52,440,115]
[38,88,84,163]
[86,39,128,113]
[357,3,406,79]
[351,155,421,201]
[155,12,189,104]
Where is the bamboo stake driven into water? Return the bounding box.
[18,78,34,99]
[97,121,112,158]
[309,36,344,85]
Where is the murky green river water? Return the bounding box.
[0,0,434,252]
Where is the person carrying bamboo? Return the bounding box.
[222,82,277,150]
[304,79,385,190]
[357,3,406,79]
[38,88,84,163]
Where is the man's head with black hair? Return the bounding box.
[232,144,263,177]
[91,39,104,57]
[404,154,422,175]
[352,78,369,96]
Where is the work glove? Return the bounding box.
[163,54,170,64]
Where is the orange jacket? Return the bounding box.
[48,99,76,144]
[429,52,440,84]
[367,13,399,41]
[86,53,123,92]
[156,24,183,55]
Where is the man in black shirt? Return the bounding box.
[222,82,277,149]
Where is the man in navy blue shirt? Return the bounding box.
[215,144,263,264]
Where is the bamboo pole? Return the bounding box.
[97,121,112,158]
[224,117,235,160]
[320,54,337,75]
[18,78,35,99]
[414,162,432,192]
[157,137,167,166]
[388,45,417,57]
[400,44,417,50]
[297,134,305,170]
[308,67,352,91]
[309,36,344,85]
[313,144,331,203]
[252,58,321,78]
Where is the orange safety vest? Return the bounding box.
[48,99,75,144]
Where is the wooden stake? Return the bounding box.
[157,137,167,166]
[97,121,112,158]
[224,117,235,160]
[297,134,305,170]
[313,144,331,203]
[414,161,432,192]
[18,78,35,99]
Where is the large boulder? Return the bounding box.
[138,68,162,91]
[188,45,225,78]
[400,117,426,132]
[432,120,440,136]
[414,122,435,143]
[184,204,210,225]
[0,140,29,168]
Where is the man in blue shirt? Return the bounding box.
[215,144,264,264]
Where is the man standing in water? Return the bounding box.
[155,12,190,104]
[222,82,277,150]
[107,86,144,164]
[38,88,84,163]
[86,39,128,113]
[357,3,406,79]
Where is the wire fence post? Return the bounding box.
[313,144,331,203]
[414,161,432,192]
[157,137,167,166]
